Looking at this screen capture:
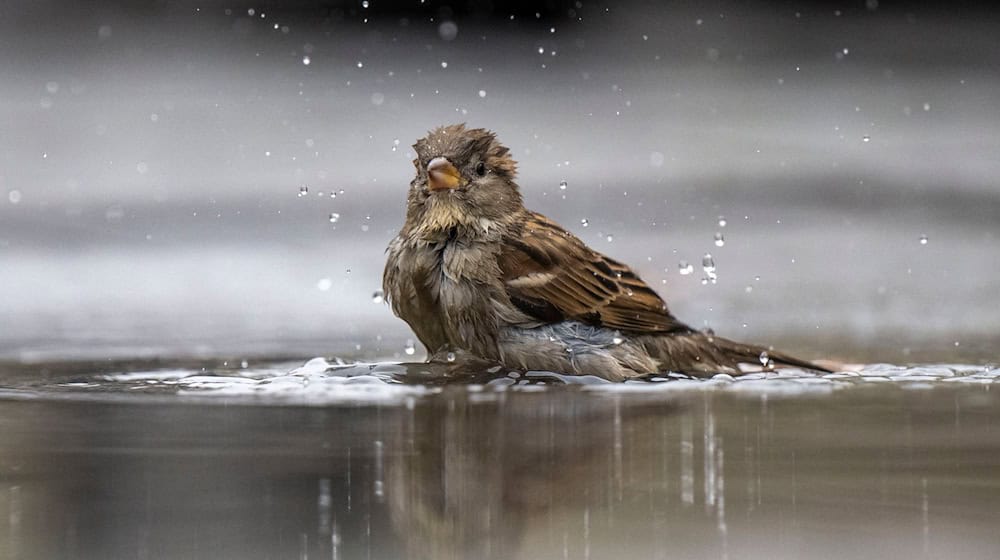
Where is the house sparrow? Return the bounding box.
[383,124,832,381]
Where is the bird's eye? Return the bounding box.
[475,161,487,176]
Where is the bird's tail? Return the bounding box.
[712,335,834,374]
[645,332,834,377]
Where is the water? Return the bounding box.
[1,359,999,559]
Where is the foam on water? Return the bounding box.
[1,358,993,406]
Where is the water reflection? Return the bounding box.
[1,384,999,559]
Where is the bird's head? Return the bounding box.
[405,124,524,238]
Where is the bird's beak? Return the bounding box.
[427,157,464,192]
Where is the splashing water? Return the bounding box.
[702,253,717,284]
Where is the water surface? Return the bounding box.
[1,359,998,560]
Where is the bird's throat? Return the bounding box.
[410,196,476,240]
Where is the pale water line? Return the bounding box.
[704,396,717,511]
[681,413,695,505]
[922,477,930,555]
[373,440,385,502]
[717,447,728,560]
[318,478,333,536]
[614,396,624,504]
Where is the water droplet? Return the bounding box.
[356,61,364,68]
[316,278,332,291]
[605,234,614,242]
[240,360,249,369]
[714,232,725,247]
[919,234,928,245]
[538,47,545,54]
[862,135,871,143]
[702,253,715,270]
[328,213,340,223]
[478,89,486,98]
[702,253,717,284]
[678,261,693,275]
[302,55,311,66]
[371,290,384,303]
[404,340,416,356]
[438,21,458,41]
[559,180,568,190]
[717,215,727,227]
[923,102,930,111]
[580,218,589,227]
[612,336,624,345]
[759,351,769,366]
[446,351,456,362]
[8,190,22,205]
[440,61,448,68]
[370,92,385,106]
[298,186,309,197]
[361,0,369,8]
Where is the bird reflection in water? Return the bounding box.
[381,391,728,560]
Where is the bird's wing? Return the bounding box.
[498,212,691,334]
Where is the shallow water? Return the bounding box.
[1,358,999,560]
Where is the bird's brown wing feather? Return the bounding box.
[498,212,691,334]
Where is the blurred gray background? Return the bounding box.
[1,0,998,363]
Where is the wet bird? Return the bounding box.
[383,124,831,381]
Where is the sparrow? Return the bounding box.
[383,124,832,381]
